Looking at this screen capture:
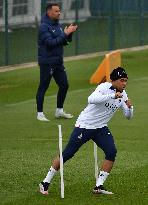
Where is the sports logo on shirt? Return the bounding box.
[105,103,118,112]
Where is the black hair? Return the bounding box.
[46,3,60,11]
[110,67,128,81]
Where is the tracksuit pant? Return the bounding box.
[36,64,69,112]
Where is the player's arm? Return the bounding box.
[88,86,116,104]
[120,99,133,119]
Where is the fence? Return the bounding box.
[0,0,148,67]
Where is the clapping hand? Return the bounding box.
[64,24,78,35]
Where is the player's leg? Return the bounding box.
[36,64,53,121]
[92,127,117,194]
[39,127,95,194]
[53,66,73,119]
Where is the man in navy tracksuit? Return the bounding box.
[36,3,77,121]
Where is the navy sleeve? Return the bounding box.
[67,33,72,42]
[39,24,69,48]
[63,33,73,46]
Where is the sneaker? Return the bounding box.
[55,110,73,119]
[39,182,50,195]
[37,113,49,121]
[93,185,113,195]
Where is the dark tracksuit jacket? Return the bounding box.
[38,14,72,66]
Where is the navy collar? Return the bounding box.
[109,86,116,91]
[110,85,123,93]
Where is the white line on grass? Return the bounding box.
[5,76,148,107]
[131,77,148,81]
[5,88,92,107]
[16,138,67,142]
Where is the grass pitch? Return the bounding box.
[0,50,148,205]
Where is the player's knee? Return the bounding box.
[63,146,79,163]
[63,152,74,163]
[105,147,117,161]
[60,83,69,92]
[39,82,49,93]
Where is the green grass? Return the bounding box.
[0,50,148,205]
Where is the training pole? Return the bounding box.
[94,142,98,183]
[58,125,64,199]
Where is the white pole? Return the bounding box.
[58,125,64,199]
[94,142,98,183]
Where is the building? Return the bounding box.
[0,0,90,29]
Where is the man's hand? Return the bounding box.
[125,99,132,108]
[64,24,78,35]
[115,91,122,99]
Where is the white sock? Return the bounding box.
[38,112,43,116]
[43,166,57,183]
[96,171,109,187]
[56,108,63,113]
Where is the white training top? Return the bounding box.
[75,82,133,129]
